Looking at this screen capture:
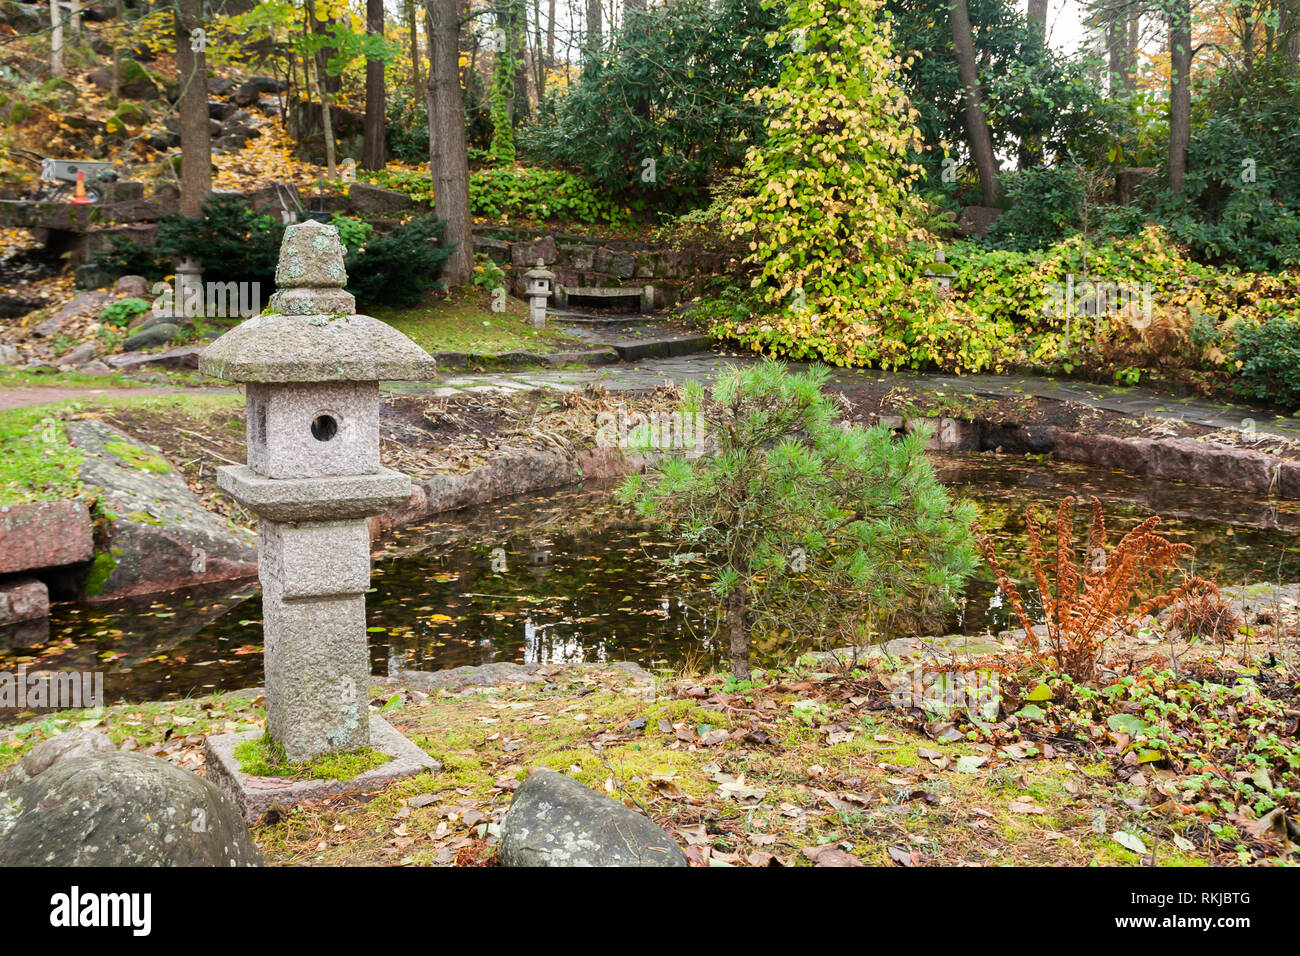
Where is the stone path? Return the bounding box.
[6,346,1300,440]
[551,317,713,361]
[395,353,1300,440]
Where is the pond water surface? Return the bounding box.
[5,454,1300,706]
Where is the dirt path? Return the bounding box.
[0,385,225,411]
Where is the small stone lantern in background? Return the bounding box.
[922,248,954,292]
[171,256,203,319]
[524,259,555,329]
[199,222,438,801]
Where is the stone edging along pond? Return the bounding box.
[5,412,1298,613]
[365,415,1300,545]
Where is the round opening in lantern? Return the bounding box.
[311,414,338,442]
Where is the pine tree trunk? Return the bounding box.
[362,0,386,170]
[727,585,750,680]
[950,0,998,205]
[176,0,211,217]
[1168,0,1192,195]
[426,0,473,286]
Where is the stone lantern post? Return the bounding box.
[524,259,554,329]
[199,220,436,768]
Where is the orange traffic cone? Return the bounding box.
[69,170,93,205]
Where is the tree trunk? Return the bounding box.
[511,0,530,124]
[1168,0,1192,195]
[533,0,546,101]
[1126,11,1141,85]
[362,0,387,170]
[407,0,423,97]
[1286,0,1300,64]
[1105,3,1128,95]
[950,0,998,205]
[726,585,750,680]
[110,0,122,98]
[426,0,473,286]
[586,0,601,46]
[546,0,555,64]
[1026,0,1047,44]
[49,0,63,77]
[175,0,211,217]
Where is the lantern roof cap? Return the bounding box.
[524,258,555,280]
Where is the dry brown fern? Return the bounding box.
[976,495,1210,680]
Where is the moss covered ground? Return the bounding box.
[5,657,1285,867]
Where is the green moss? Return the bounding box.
[82,551,117,597]
[233,734,392,781]
[104,440,171,474]
[125,510,165,526]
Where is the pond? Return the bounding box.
[5,453,1300,707]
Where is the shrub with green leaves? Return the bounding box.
[330,213,374,253]
[1232,318,1300,412]
[988,166,1084,251]
[520,0,785,199]
[468,167,628,224]
[96,197,453,310]
[99,297,151,328]
[152,194,286,288]
[344,215,452,309]
[618,360,977,678]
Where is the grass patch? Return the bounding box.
[0,367,208,390]
[0,405,84,505]
[233,734,392,782]
[371,287,586,357]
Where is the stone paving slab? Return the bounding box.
[555,320,715,360]
[204,715,439,824]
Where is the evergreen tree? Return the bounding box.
[619,360,977,678]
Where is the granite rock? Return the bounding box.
[0,751,263,866]
[499,769,687,867]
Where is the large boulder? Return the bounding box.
[122,322,182,351]
[346,182,421,215]
[65,420,257,600]
[0,500,93,575]
[0,750,263,866]
[0,578,48,629]
[499,769,687,867]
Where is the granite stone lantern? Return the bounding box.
[199,220,438,788]
[524,259,555,329]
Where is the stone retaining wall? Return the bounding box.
[471,227,741,311]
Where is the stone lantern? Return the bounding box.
[198,220,437,768]
[524,259,555,329]
[922,248,954,292]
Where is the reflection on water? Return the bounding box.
[5,455,1299,706]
